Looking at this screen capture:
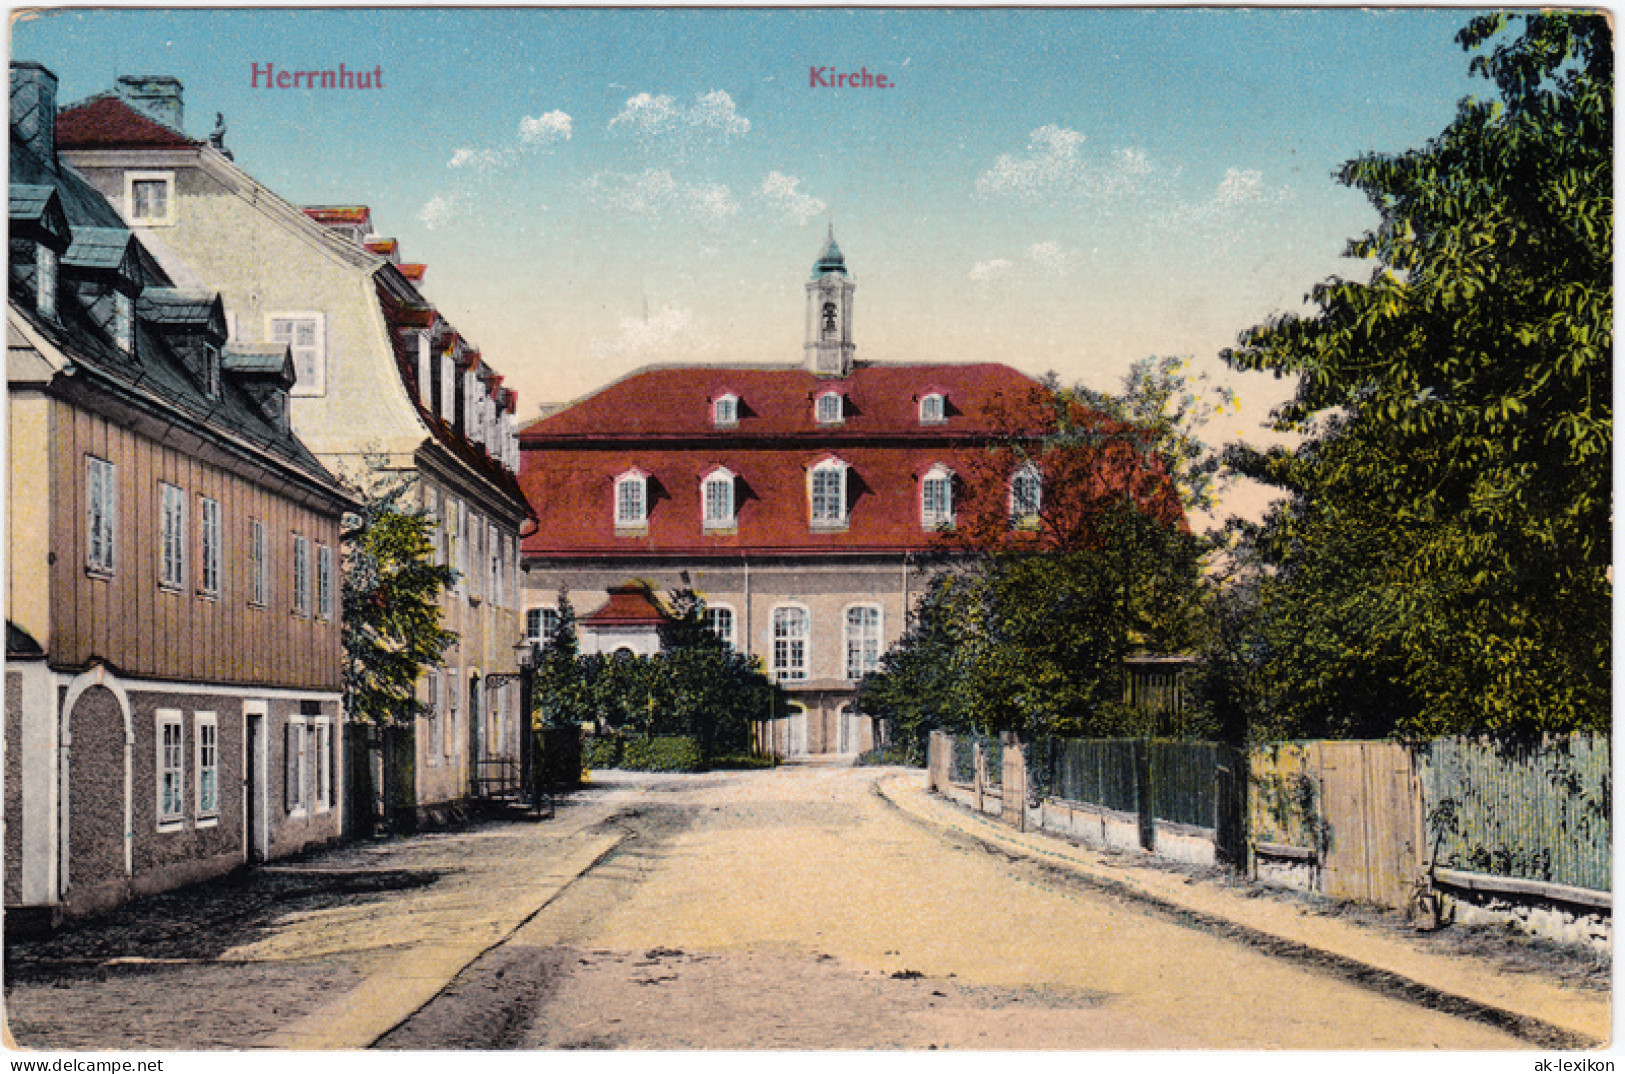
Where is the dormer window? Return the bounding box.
[112,292,135,353]
[815,391,844,425]
[205,343,221,399]
[919,393,946,425]
[712,394,739,428]
[614,469,649,529]
[125,171,176,227]
[416,332,433,409]
[921,464,955,528]
[36,245,58,321]
[809,458,848,529]
[702,467,737,530]
[1010,465,1043,527]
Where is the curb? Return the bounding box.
[874,773,1609,1050]
[263,830,626,1050]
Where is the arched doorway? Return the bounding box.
[66,684,127,908]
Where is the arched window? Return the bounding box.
[614,469,648,528]
[844,604,882,679]
[712,393,739,427]
[809,459,848,528]
[702,467,736,529]
[919,393,945,424]
[705,604,735,648]
[772,605,809,682]
[921,464,954,528]
[815,390,844,424]
[1010,465,1043,527]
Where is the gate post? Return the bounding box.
[1001,731,1026,831]
[1136,739,1156,852]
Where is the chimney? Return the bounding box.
[10,62,58,164]
[116,75,184,132]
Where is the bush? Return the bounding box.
[620,735,704,773]
[582,734,623,770]
[856,743,923,767]
[707,752,779,770]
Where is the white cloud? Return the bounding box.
[1025,240,1072,275]
[687,182,739,221]
[976,125,1174,203]
[446,109,573,170]
[1213,167,1275,208]
[969,258,1015,284]
[976,124,1087,197]
[518,110,573,145]
[1155,167,1289,234]
[757,171,827,225]
[590,304,713,359]
[417,193,463,230]
[608,90,751,143]
[447,147,504,170]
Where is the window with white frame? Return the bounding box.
[712,394,739,427]
[204,343,221,399]
[86,456,116,575]
[159,482,186,590]
[198,495,221,598]
[527,607,560,650]
[292,535,311,616]
[157,710,185,828]
[772,606,809,682]
[845,605,883,679]
[921,465,955,528]
[268,313,325,396]
[113,291,135,353]
[195,712,219,822]
[317,544,333,620]
[469,510,485,602]
[416,332,433,409]
[37,244,57,320]
[615,470,648,528]
[249,518,268,606]
[702,468,735,529]
[809,460,847,528]
[1010,465,1043,527]
[314,718,333,812]
[444,678,460,758]
[705,605,735,649]
[125,171,176,227]
[424,669,441,767]
[919,393,946,424]
[814,391,844,424]
[285,716,307,815]
[439,351,456,423]
[488,521,501,605]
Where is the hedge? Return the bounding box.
[582,734,623,770]
[620,735,704,773]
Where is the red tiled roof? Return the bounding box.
[520,362,1052,443]
[580,584,667,627]
[400,264,427,283]
[56,94,200,149]
[303,206,372,227]
[519,363,1185,559]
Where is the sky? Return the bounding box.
[12,6,1496,520]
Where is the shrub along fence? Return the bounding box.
[927,730,1610,950]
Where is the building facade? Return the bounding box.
[519,235,1054,756]
[7,62,356,918]
[55,80,535,823]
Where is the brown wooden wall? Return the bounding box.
[47,399,344,690]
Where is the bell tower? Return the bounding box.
[805,226,855,376]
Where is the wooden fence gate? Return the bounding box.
[1315,741,1424,908]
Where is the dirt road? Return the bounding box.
[378,765,1530,1050]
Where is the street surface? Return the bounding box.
[5,766,1560,1050]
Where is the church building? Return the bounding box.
[518,234,1054,756]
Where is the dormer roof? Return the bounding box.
[138,287,225,337]
[302,205,373,229]
[10,182,70,250]
[223,340,295,387]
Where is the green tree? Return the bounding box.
[532,591,594,729]
[342,480,457,728]
[1221,13,1611,737]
